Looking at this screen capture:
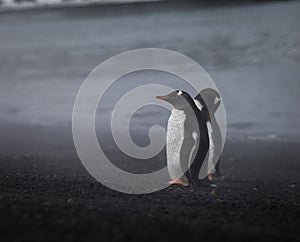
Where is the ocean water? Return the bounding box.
[0,0,160,11]
[0,1,299,163]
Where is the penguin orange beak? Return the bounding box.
[156,95,167,100]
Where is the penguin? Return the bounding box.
[195,88,223,181]
[156,90,211,186]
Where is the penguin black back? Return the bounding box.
[195,88,223,180]
[185,93,210,185]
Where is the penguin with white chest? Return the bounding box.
[156,90,212,186]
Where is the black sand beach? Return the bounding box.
[0,1,299,241]
[1,139,299,242]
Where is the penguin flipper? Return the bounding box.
[179,131,199,184]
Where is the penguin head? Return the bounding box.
[199,88,221,114]
[156,90,194,110]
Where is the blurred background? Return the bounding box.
[0,0,299,241]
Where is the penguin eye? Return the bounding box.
[177,90,183,95]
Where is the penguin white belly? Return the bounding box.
[166,108,186,180]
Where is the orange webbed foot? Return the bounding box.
[168,179,188,186]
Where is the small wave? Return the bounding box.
[0,0,161,11]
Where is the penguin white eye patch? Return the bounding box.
[214,96,221,104]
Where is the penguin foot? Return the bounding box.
[208,173,224,182]
[168,179,188,186]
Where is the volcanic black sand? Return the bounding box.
[1,137,299,242]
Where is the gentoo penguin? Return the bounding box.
[195,88,223,181]
[156,90,211,186]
